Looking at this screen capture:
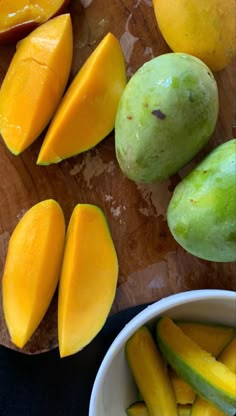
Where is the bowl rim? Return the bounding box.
[89,289,236,414]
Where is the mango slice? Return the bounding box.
[169,368,196,405]
[191,338,236,416]
[2,200,65,349]
[37,32,127,165]
[0,13,73,155]
[126,326,177,416]
[156,317,236,416]
[127,403,191,416]
[178,322,236,358]
[0,0,69,44]
[127,402,149,416]
[169,321,236,404]
[58,204,118,358]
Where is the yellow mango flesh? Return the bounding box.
[2,200,65,349]
[37,32,127,165]
[0,0,68,37]
[178,322,236,357]
[0,13,73,154]
[58,204,118,358]
[170,322,236,405]
[191,338,236,416]
[153,0,236,71]
[169,369,196,404]
[126,326,177,416]
[157,317,236,412]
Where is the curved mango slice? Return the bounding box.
[37,32,127,165]
[0,13,73,155]
[2,200,65,349]
[126,326,177,416]
[191,338,236,416]
[58,204,118,358]
[0,0,69,44]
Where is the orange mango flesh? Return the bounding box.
[58,204,118,358]
[2,200,65,349]
[191,337,236,416]
[0,13,73,155]
[37,32,127,165]
[0,0,69,43]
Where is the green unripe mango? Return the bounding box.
[167,139,236,262]
[115,53,219,183]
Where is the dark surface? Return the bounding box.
[0,303,149,416]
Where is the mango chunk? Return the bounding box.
[191,337,236,416]
[156,317,236,416]
[2,200,65,349]
[0,0,69,44]
[58,204,118,358]
[37,32,127,165]
[0,13,73,155]
[126,326,177,416]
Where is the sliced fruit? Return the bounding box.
[126,402,149,416]
[58,204,118,358]
[156,317,236,416]
[126,326,177,416]
[0,14,73,154]
[169,368,195,404]
[169,321,235,406]
[0,0,69,44]
[177,405,192,416]
[37,32,127,165]
[191,337,236,416]
[178,322,236,357]
[2,199,65,348]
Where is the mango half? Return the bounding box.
[115,53,219,184]
[58,204,118,358]
[167,139,236,262]
[0,13,73,155]
[0,0,69,44]
[2,200,65,349]
[37,32,127,165]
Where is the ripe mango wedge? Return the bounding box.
[0,13,73,154]
[2,200,65,349]
[37,32,127,164]
[58,204,118,358]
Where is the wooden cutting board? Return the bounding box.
[0,0,235,354]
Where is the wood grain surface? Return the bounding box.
[0,0,235,354]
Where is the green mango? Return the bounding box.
[167,139,236,262]
[115,53,219,183]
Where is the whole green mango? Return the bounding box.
[115,53,219,183]
[167,139,236,262]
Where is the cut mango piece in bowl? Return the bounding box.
[191,337,236,416]
[58,204,118,358]
[0,13,73,155]
[37,32,127,165]
[2,200,65,349]
[156,317,236,416]
[170,321,236,405]
[126,326,177,416]
[0,0,69,44]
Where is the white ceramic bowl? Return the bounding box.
[89,289,236,416]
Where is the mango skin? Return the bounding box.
[167,139,236,262]
[115,53,219,184]
[153,0,236,72]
